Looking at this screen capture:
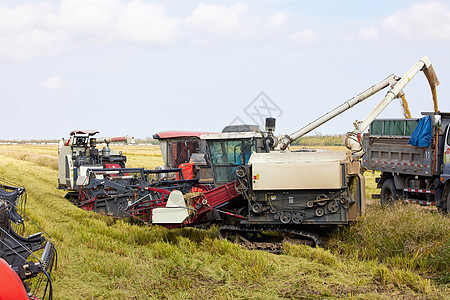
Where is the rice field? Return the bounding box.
[0,144,448,299]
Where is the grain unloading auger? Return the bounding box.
[344,56,439,152]
[279,56,439,152]
[137,56,439,252]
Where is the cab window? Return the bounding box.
[208,139,252,183]
[167,140,199,168]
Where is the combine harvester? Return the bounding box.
[57,130,208,220]
[57,56,439,251]
[57,130,142,217]
[0,177,57,299]
[143,56,439,251]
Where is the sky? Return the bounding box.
[1,0,450,140]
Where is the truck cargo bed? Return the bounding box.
[362,135,442,176]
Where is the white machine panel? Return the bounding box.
[152,190,189,224]
[249,151,349,190]
[76,165,104,186]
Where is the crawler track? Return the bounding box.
[218,225,322,253]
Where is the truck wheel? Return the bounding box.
[447,191,450,213]
[438,186,449,213]
[442,190,450,213]
[380,179,398,206]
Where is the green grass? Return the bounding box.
[326,202,449,283]
[0,145,449,299]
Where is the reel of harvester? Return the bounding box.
[76,167,204,221]
[0,177,27,235]
[0,181,57,300]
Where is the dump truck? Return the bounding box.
[362,112,450,212]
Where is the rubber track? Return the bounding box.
[218,225,323,253]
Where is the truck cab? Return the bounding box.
[441,113,450,179]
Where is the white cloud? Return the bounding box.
[289,29,319,42]
[268,11,289,28]
[0,3,66,60]
[116,1,179,42]
[186,2,250,37]
[383,0,450,40]
[42,76,67,90]
[58,0,179,43]
[0,1,305,61]
[58,0,122,41]
[359,27,378,40]
[0,0,181,61]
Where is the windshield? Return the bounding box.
[167,139,199,168]
[208,139,253,183]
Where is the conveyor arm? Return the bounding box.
[279,55,439,151]
[346,55,440,151]
[95,135,135,144]
[279,74,400,150]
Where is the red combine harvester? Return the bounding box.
[152,131,216,188]
[57,130,215,222]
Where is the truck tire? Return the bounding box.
[447,191,450,213]
[438,186,450,214]
[440,187,449,213]
[380,179,398,206]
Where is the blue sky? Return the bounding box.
[1,0,449,139]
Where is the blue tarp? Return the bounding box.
[408,115,432,147]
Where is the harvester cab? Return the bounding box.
[201,124,269,186]
[152,131,213,183]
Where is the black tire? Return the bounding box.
[380,179,398,206]
[447,190,450,214]
[439,187,449,214]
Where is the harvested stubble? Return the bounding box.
[0,144,448,299]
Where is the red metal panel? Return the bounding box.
[176,163,195,180]
[0,258,29,300]
[104,163,122,177]
[184,181,241,225]
[109,136,127,142]
[104,164,121,169]
[153,131,216,139]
